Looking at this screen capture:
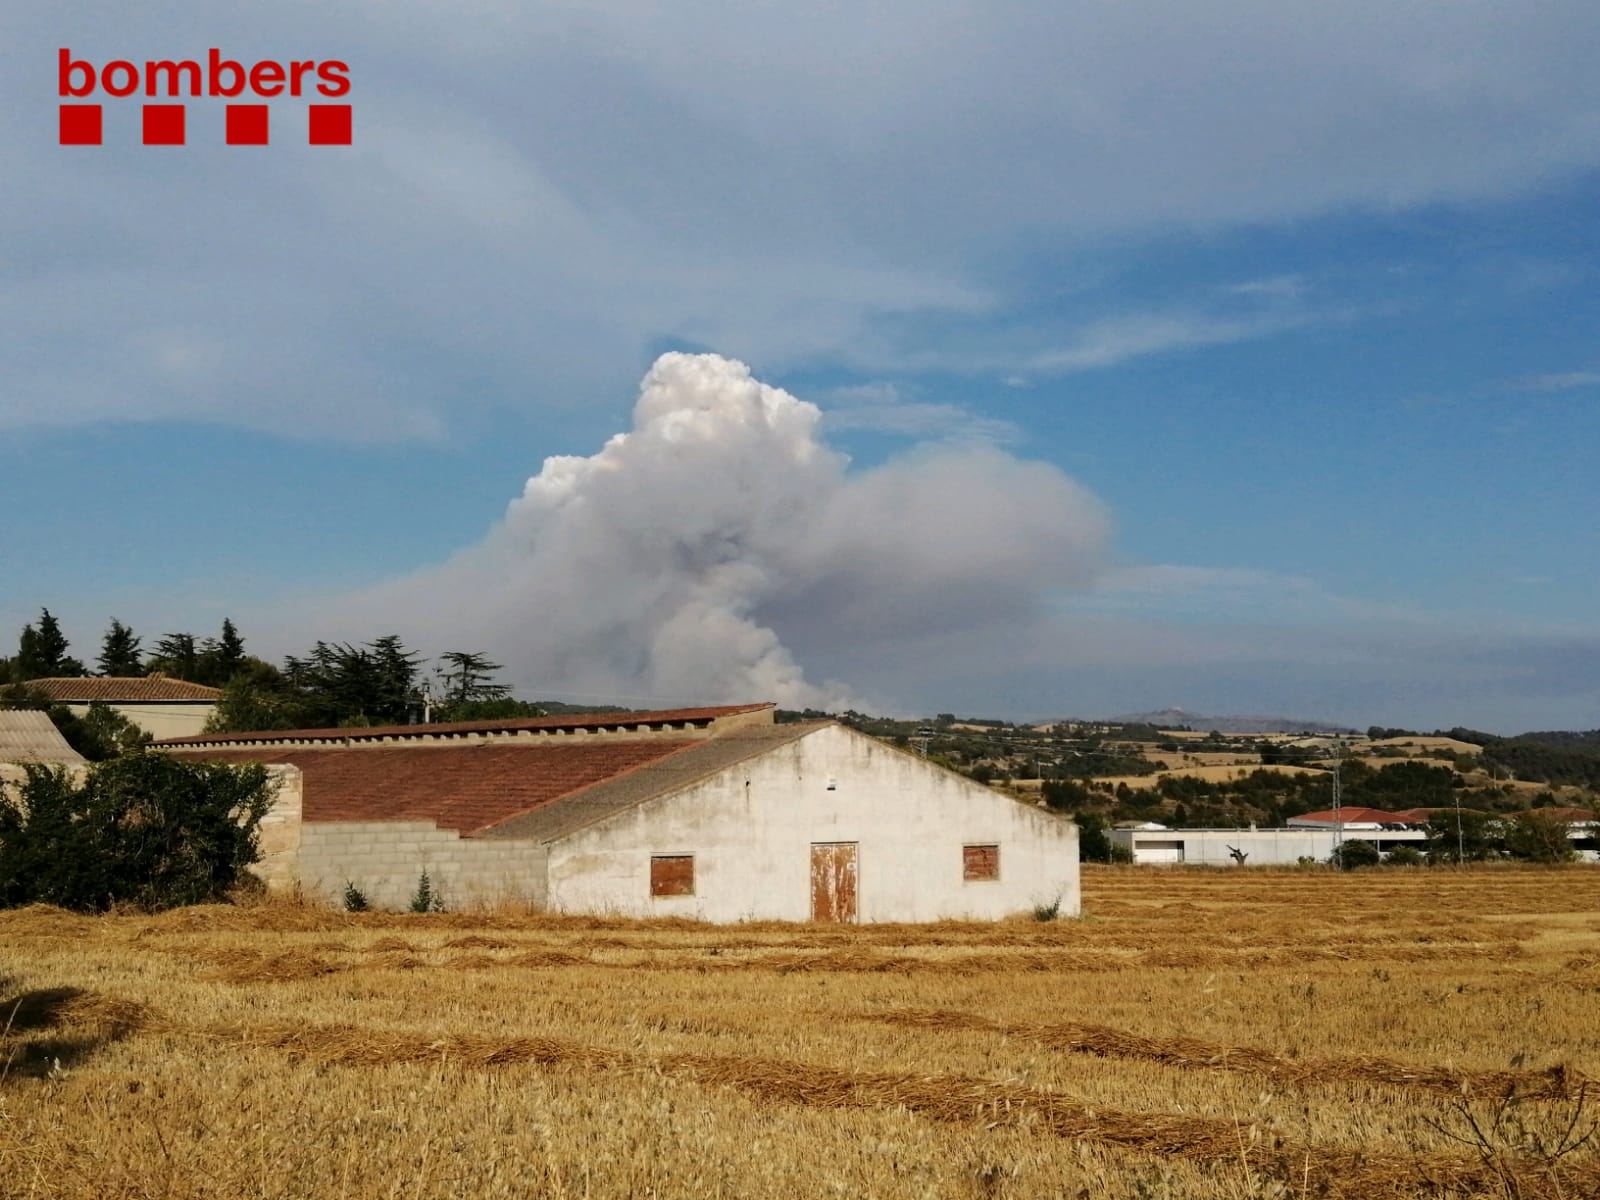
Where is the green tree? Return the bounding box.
[149,632,201,681]
[97,618,144,676]
[193,618,248,686]
[1041,778,1093,811]
[1074,811,1115,863]
[0,755,275,911]
[15,609,85,679]
[435,651,510,712]
[204,658,299,733]
[1425,809,1500,863]
[1503,811,1577,864]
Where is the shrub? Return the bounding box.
[1330,839,1381,870]
[1032,897,1062,922]
[1385,844,1426,867]
[0,754,274,912]
[409,870,444,913]
[342,882,371,912]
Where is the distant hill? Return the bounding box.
[1109,708,1358,735]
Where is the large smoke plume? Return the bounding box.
[356,353,1109,708]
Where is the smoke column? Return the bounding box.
[357,353,1110,708]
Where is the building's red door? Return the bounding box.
[810,842,858,922]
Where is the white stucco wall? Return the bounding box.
[65,701,215,739]
[296,822,548,911]
[545,724,1079,922]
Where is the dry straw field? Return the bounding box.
[5,866,1600,1199]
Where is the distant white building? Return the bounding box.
[1110,823,1427,866]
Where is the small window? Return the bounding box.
[963,844,999,882]
[650,854,694,897]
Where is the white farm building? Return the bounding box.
[158,704,1079,922]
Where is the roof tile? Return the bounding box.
[31,677,222,703]
[185,741,700,834]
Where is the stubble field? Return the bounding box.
[4,866,1599,1199]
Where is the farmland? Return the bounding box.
[4,867,1600,1199]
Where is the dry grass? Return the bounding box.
[4,866,1599,1199]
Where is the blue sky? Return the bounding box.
[3,2,1597,731]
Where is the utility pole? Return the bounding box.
[1331,741,1344,863]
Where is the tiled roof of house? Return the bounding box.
[186,739,705,835]
[0,710,87,765]
[155,702,774,748]
[30,676,222,703]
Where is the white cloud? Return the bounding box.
[1514,371,1600,393]
[329,353,1110,707]
[5,2,1600,438]
[821,383,1020,445]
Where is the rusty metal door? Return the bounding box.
[810,842,858,922]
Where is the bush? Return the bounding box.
[1385,844,1425,867]
[1330,839,1381,870]
[1074,811,1114,863]
[343,882,370,912]
[0,754,274,912]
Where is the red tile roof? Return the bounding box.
[188,740,701,834]
[1511,807,1595,823]
[1292,807,1421,825]
[155,703,773,747]
[30,676,222,702]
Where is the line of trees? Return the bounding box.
[1,609,531,735]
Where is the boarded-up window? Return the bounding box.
[963,844,1000,882]
[650,854,694,897]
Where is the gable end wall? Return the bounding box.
[546,724,1078,922]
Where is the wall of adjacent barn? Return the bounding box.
[545,724,1079,922]
[293,822,548,910]
[63,701,215,739]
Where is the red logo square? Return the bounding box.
[308,104,351,145]
[59,104,102,145]
[227,104,269,145]
[143,104,186,145]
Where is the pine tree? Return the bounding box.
[215,618,246,680]
[97,618,144,676]
[15,609,85,678]
[149,633,200,681]
[436,651,511,709]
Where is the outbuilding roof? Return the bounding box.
[155,702,775,748]
[183,721,823,839]
[30,676,222,703]
[1289,807,1422,826]
[0,710,88,764]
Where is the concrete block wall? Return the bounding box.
[297,821,548,911]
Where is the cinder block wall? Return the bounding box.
[297,822,548,911]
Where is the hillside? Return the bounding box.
[1108,708,1358,735]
